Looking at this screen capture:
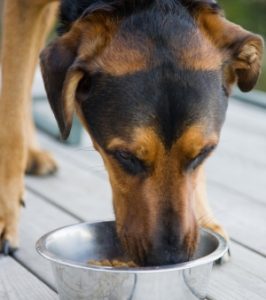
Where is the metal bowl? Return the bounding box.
[36,221,227,300]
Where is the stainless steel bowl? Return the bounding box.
[36,221,227,300]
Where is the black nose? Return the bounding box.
[143,246,189,266]
[142,214,191,266]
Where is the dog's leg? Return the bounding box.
[194,167,230,263]
[25,3,58,176]
[195,167,228,239]
[0,0,58,254]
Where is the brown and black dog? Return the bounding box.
[0,0,264,265]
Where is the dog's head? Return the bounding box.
[41,0,263,266]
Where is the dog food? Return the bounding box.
[88,259,138,268]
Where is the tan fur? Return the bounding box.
[26,3,59,175]
[92,125,228,261]
[62,70,84,131]
[96,128,200,262]
[194,166,228,240]
[178,125,218,157]
[107,128,160,163]
[88,25,222,75]
[178,127,227,239]
[172,27,223,71]
[193,4,264,92]
[88,35,149,76]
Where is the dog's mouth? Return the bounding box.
[88,250,190,268]
[143,249,191,267]
[118,233,195,267]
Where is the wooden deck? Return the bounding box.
[0,98,266,300]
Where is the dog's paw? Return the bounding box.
[0,188,22,255]
[26,149,58,176]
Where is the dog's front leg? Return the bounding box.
[194,166,228,240]
[0,0,58,254]
[194,167,230,263]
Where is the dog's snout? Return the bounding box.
[119,218,196,267]
[124,234,190,267]
[144,223,190,266]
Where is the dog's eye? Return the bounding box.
[113,150,146,175]
[187,146,216,171]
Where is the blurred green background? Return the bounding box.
[0,0,266,91]
[219,0,266,91]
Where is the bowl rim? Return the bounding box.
[36,220,228,273]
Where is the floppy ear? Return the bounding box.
[189,1,264,93]
[40,36,82,139]
[40,9,116,139]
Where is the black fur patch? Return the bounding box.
[180,0,222,16]
[58,0,222,35]
[77,68,227,150]
[58,0,152,35]
[58,0,113,34]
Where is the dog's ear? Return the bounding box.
[189,2,264,93]
[40,10,116,139]
[40,36,80,139]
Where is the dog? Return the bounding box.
[0,0,263,266]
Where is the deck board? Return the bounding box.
[0,256,57,300]
[208,183,266,255]
[206,100,266,205]
[14,190,78,289]
[26,157,113,221]
[209,244,266,300]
